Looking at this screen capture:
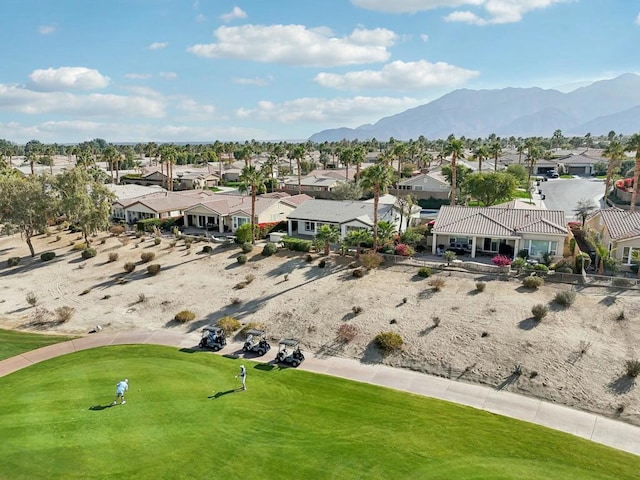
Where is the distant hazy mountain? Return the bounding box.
[309,74,640,142]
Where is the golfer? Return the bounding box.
[113,378,129,405]
[236,365,247,391]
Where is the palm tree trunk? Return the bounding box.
[297,159,302,195]
[373,186,379,250]
[631,159,640,213]
[116,158,120,184]
[604,160,614,202]
[251,187,257,244]
[450,155,457,207]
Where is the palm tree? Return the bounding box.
[315,225,340,256]
[472,144,488,173]
[376,220,397,247]
[292,144,306,195]
[344,229,372,259]
[338,147,353,183]
[488,141,502,172]
[602,140,624,201]
[626,133,640,212]
[392,142,407,179]
[360,163,395,250]
[352,145,366,182]
[443,136,465,206]
[574,198,597,228]
[102,145,119,184]
[239,165,265,244]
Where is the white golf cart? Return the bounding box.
[242,329,271,356]
[199,325,227,351]
[274,338,305,367]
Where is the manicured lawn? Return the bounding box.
[1,346,638,479]
[513,189,533,199]
[0,329,77,361]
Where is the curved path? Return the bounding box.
[1,330,639,457]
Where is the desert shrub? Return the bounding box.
[352,268,365,278]
[395,243,414,257]
[336,324,358,343]
[511,257,526,270]
[140,251,155,263]
[234,281,248,290]
[241,242,254,253]
[352,306,363,315]
[522,276,544,289]
[554,290,576,307]
[417,266,432,278]
[360,252,383,270]
[318,259,326,268]
[72,242,88,251]
[428,277,446,291]
[174,310,196,323]
[81,248,97,259]
[32,307,53,324]
[281,236,312,252]
[147,264,161,275]
[239,322,264,336]
[475,281,486,292]
[169,240,177,248]
[202,245,213,253]
[262,242,277,256]
[556,266,573,273]
[305,253,314,262]
[55,306,75,323]
[492,255,512,267]
[123,262,136,273]
[624,359,640,378]
[56,235,61,242]
[374,332,404,354]
[40,251,56,262]
[80,288,92,296]
[108,252,119,262]
[245,274,255,284]
[26,292,37,306]
[109,225,125,236]
[137,293,147,303]
[154,237,161,246]
[612,277,632,288]
[7,257,20,267]
[235,223,254,244]
[216,315,241,334]
[534,263,549,272]
[443,250,457,265]
[432,316,441,327]
[237,254,248,265]
[184,238,193,249]
[119,236,131,246]
[531,304,548,321]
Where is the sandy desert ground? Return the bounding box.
[1,228,640,425]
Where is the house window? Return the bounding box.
[525,240,558,258]
[304,221,315,233]
[233,216,249,230]
[622,247,640,265]
[413,185,423,191]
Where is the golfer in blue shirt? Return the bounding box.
[113,378,129,405]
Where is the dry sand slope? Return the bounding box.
[1,230,640,425]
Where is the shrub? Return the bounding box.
[318,259,326,268]
[108,252,119,262]
[336,324,358,343]
[374,332,404,354]
[234,281,248,290]
[531,304,548,321]
[241,242,254,253]
[245,274,255,284]
[556,266,573,273]
[147,264,161,276]
[237,254,248,265]
[26,292,37,306]
[262,242,277,256]
[137,293,147,303]
[443,250,457,265]
[352,306,363,315]
[432,316,441,327]
[202,245,213,253]
[184,238,193,249]
[517,249,529,259]
[428,277,446,291]
[40,251,56,262]
[575,252,591,272]
[475,281,486,292]
[612,278,632,288]
[55,306,75,323]
[217,315,241,334]
[417,266,432,278]
[81,248,97,259]
[511,257,526,270]
[395,243,414,257]
[235,223,254,244]
[554,290,576,307]
[522,276,544,289]
[7,257,20,267]
[109,225,125,236]
[56,235,61,242]
[119,236,131,246]
[140,251,155,263]
[72,242,88,251]
[352,268,365,278]
[124,262,136,273]
[624,359,640,378]
[534,263,549,272]
[174,310,196,323]
[154,237,161,246]
[492,255,512,267]
[281,236,312,252]
[360,252,383,270]
[169,240,177,248]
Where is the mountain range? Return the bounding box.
[309,74,640,142]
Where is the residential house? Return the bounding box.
[281,175,341,193]
[557,152,606,176]
[112,190,216,224]
[584,208,640,267]
[175,171,220,190]
[120,170,170,188]
[391,172,451,200]
[286,198,400,238]
[431,206,568,259]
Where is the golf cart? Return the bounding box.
[199,325,227,351]
[242,329,271,356]
[274,339,305,367]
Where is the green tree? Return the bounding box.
[102,145,120,184]
[0,174,59,256]
[331,181,363,200]
[441,164,472,190]
[472,144,488,174]
[56,167,115,244]
[626,133,640,212]
[292,144,306,195]
[443,136,465,206]
[602,140,625,201]
[396,193,415,234]
[462,172,518,206]
[315,225,340,256]
[376,221,397,247]
[360,163,395,249]
[488,141,503,172]
[573,198,597,228]
[239,165,265,244]
[506,164,528,184]
[344,229,372,259]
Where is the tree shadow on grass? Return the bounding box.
[608,375,636,395]
[254,363,276,371]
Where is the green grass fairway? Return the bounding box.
[1,346,638,479]
[0,328,77,361]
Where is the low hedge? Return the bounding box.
[7,257,20,267]
[262,242,278,256]
[281,236,312,252]
[81,248,97,259]
[40,251,56,262]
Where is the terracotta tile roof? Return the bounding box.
[433,206,567,237]
[595,208,640,240]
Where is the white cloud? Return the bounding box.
[636,13,640,25]
[0,83,165,118]
[175,99,216,121]
[29,67,110,91]
[159,72,177,80]
[420,34,429,42]
[196,13,206,22]
[233,76,273,86]
[188,25,396,66]
[353,0,571,24]
[147,42,168,50]
[314,60,479,91]
[235,95,423,124]
[125,73,152,80]
[38,24,56,35]
[220,6,248,23]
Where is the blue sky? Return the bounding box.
[0,0,638,144]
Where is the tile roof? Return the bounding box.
[595,208,640,240]
[288,199,393,225]
[433,206,567,237]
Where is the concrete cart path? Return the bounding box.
[1,330,639,457]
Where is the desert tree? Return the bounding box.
[292,144,306,195]
[472,144,488,173]
[315,224,341,256]
[488,140,503,172]
[462,171,518,206]
[344,229,372,259]
[573,198,597,228]
[360,162,395,250]
[238,165,265,244]
[443,136,465,206]
[602,140,625,201]
[396,193,415,234]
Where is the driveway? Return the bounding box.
[539,176,604,220]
